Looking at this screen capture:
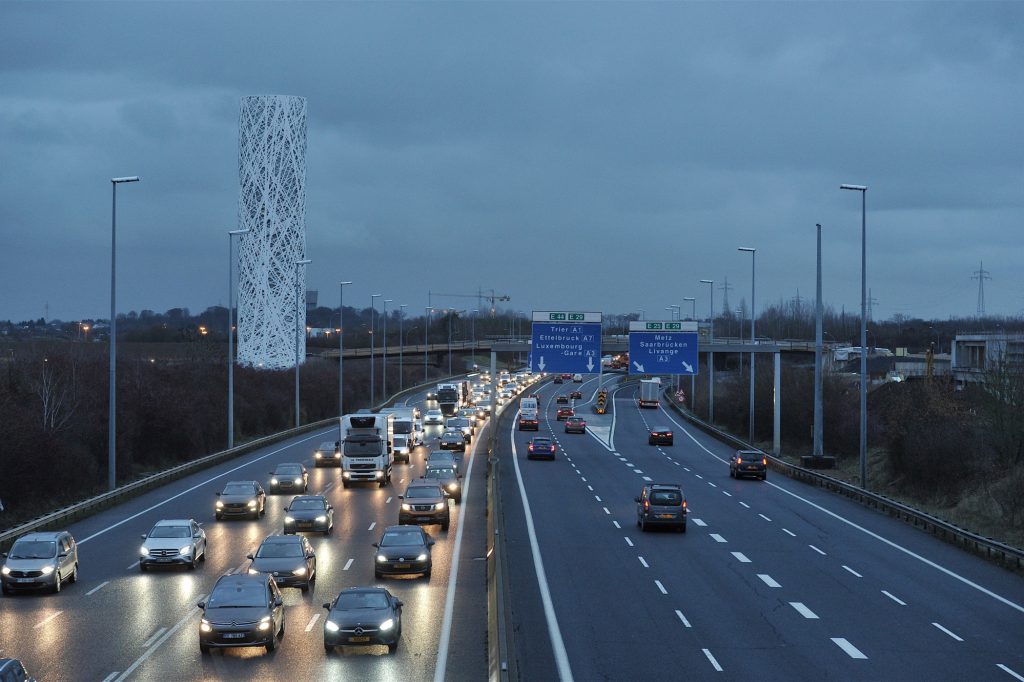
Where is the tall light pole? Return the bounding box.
[841,183,868,487]
[294,259,312,428]
[683,297,696,408]
[700,279,714,423]
[370,293,382,405]
[639,308,645,321]
[666,305,679,321]
[227,227,250,449]
[399,304,407,391]
[471,309,478,352]
[382,299,393,399]
[814,224,825,458]
[108,175,140,491]
[738,247,756,445]
[683,297,696,320]
[338,282,353,431]
[424,306,434,383]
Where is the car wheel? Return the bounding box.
[324,643,333,653]
[680,523,687,533]
[2,583,10,595]
[301,581,309,593]
[640,518,647,533]
[424,568,431,579]
[761,473,767,481]
[455,495,462,504]
[200,547,207,562]
[140,562,148,572]
[71,563,79,583]
[388,639,399,654]
[200,643,211,655]
[260,503,266,517]
[215,513,223,521]
[441,520,450,531]
[266,634,276,652]
[53,571,62,593]
[342,480,350,489]
[189,554,198,570]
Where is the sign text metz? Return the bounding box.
[531,311,602,374]
[628,320,698,375]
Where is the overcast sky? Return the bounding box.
[2,1,1021,325]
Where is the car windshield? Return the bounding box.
[532,439,551,447]
[221,483,255,495]
[428,455,454,465]
[442,432,461,440]
[380,532,423,547]
[344,440,382,456]
[9,540,56,559]
[405,486,440,499]
[318,442,336,451]
[208,581,268,607]
[289,498,325,511]
[653,427,671,433]
[650,490,683,505]
[393,422,413,434]
[275,465,302,476]
[256,542,304,558]
[336,592,390,610]
[424,468,455,479]
[150,525,190,538]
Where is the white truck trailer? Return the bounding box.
[639,378,661,409]
[340,413,395,487]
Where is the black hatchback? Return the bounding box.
[730,450,767,480]
[198,574,285,654]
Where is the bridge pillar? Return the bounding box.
[708,351,715,423]
[773,351,781,454]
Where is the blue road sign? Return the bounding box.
[628,321,698,375]
[531,311,602,374]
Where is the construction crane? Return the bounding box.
[429,289,511,317]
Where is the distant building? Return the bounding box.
[952,332,1024,388]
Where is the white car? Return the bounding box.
[424,409,445,425]
[140,519,206,571]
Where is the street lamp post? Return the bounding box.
[471,309,478,353]
[294,259,312,428]
[108,175,140,491]
[683,297,696,320]
[738,247,756,444]
[399,304,407,391]
[383,299,393,399]
[683,297,696,409]
[227,227,250,450]
[338,282,353,432]
[424,307,434,382]
[813,224,824,458]
[841,183,868,488]
[639,308,645,321]
[370,294,382,406]
[700,279,715,422]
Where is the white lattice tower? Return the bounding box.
[236,95,308,369]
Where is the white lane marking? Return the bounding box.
[86,580,110,596]
[386,496,393,504]
[34,611,63,629]
[587,485,594,491]
[882,590,907,606]
[710,534,727,543]
[708,482,717,488]
[842,565,863,578]
[731,552,751,563]
[932,622,963,641]
[809,545,827,556]
[143,627,167,647]
[321,481,336,494]
[758,513,772,521]
[102,674,118,682]
[78,429,331,545]
[506,417,574,682]
[624,537,634,547]
[638,556,649,568]
[343,558,354,571]
[739,501,750,509]
[997,664,1024,681]
[305,613,321,632]
[368,522,376,531]
[764,480,1024,615]
[703,648,723,672]
[831,637,868,659]
[612,521,621,529]
[758,574,781,588]
[603,507,611,515]
[633,469,643,474]
[624,462,634,467]
[400,477,406,483]
[790,602,819,619]
[581,477,587,482]
[695,474,704,480]
[782,528,796,537]
[675,610,692,627]
[594,495,602,502]
[722,491,732,497]
[673,461,680,466]
[655,580,668,595]
[112,595,206,681]
[126,561,140,570]
[684,467,691,471]
[642,476,653,482]
[693,519,707,527]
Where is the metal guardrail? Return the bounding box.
[0,374,464,552]
[662,390,1024,572]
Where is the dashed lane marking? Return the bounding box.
[305,613,321,632]
[722,491,732,497]
[731,552,751,563]
[790,602,819,619]
[624,537,634,547]
[86,581,109,596]
[655,580,668,595]
[932,622,963,641]
[809,545,827,556]
[758,574,781,588]
[595,495,602,502]
[368,522,376,531]
[739,501,750,509]
[143,627,167,648]
[642,476,653,482]
[997,664,1024,681]
[603,507,611,515]
[343,558,354,571]
[783,528,796,537]
[34,611,62,629]
[703,649,723,672]
[882,590,907,606]
[638,556,649,568]
[612,521,621,529]
[758,513,772,521]
[385,496,392,504]
[693,519,707,527]
[831,638,868,659]
[710,534,727,543]
[675,610,692,627]
[842,565,863,578]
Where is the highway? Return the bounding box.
[497,375,1024,681]
[0,386,488,682]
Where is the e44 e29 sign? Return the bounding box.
[531,311,602,374]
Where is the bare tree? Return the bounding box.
[32,359,78,433]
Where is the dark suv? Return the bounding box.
[198,573,285,654]
[635,483,687,532]
[730,450,767,480]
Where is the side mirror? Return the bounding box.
[428,539,435,546]
[323,602,332,610]
[306,552,315,559]
[396,600,404,607]
[140,534,148,540]
[634,497,641,503]
[283,507,288,512]
[246,553,254,560]
[397,495,404,500]
[58,551,68,558]
[372,542,379,548]
[274,596,283,607]
[194,532,202,538]
[197,601,206,609]
[215,492,221,496]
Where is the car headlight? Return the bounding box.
[377,554,387,562]
[374,471,383,479]
[435,502,446,510]
[247,500,257,508]
[140,546,150,555]
[379,618,394,632]
[293,567,307,576]
[41,565,54,575]
[1,566,10,575]
[401,503,412,511]
[200,619,212,632]
[258,616,272,631]
[447,483,458,490]
[179,545,192,556]
[248,568,260,575]
[270,478,279,485]
[325,620,340,632]
[416,553,428,562]
[334,452,340,458]
[215,501,224,508]
[285,516,295,523]
[343,471,351,479]
[294,478,303,485]
[315,452,322,458]
[315,515,327,523]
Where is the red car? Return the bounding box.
[556,395,570,404]
[564,416,586,434]
[569,390,582,400]
[556,406,575,421]
[527,437,557,460]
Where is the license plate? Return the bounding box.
[16,578,35,583]
[157,558,172,562]
[349,636,371,643]
[659,514,675,519]
[298,523,312,528]
[394,563,410,569]
[223,633,245,639]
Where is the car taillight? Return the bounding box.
[762,458,767,465]
[737,457,743,464]
[643,500,650,510]
[682,500,687,509]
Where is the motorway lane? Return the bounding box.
[0,387,488,682]
[500,379,1024,681]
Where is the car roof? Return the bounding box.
[152,519,194,526]
[17,531,67,541]
[260,535,303,545]
[652,425,672,430]
[736,449,762,455]
[223,480,257,486]
[646,483,683,490]
[215,573,269,588]
[289,495,327,503]
[318,441,336,448]
[406,480,443,490]
[274,462,305,468]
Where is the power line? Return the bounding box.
[719,277,733,317]
[972,261,991,317]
